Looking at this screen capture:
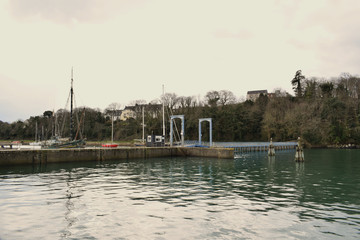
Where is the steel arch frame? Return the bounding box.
[170,115,185,147]
[199,118,212,147]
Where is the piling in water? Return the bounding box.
[268,138,275,156]
[295,137,304,162]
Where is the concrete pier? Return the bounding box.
[0,147,234,166]
[233,143,297,154]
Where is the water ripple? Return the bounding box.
[0,150,360,239]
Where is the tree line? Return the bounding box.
[1,72,360,146]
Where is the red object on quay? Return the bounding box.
[102,144,118,148]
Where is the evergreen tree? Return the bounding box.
[291,70,305,97]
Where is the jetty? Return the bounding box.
[0,141,299,166]
[0,147,234,166]
[231,142,297,154]
[185,141,298,154]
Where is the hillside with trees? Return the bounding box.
[1,72,360,147]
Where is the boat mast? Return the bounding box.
[35,121,38,142]
[111,114,114,143]
[70,68,74,141]
[51,110,54,137]
[162,85,165,137]
[54,111,58,137]
[142,106,145,143]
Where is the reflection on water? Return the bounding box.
[0,149,360,239]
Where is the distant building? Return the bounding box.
[246,90,268,101]
[120,103,162,121]
[105,109,123,120]
[120,106,136,121]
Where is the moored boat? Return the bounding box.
[44,69,86,149]
[102,143,118,148]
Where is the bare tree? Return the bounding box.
[205,91,220,107]
[105,102,122,116]
[273,88,289,98]
[150,99,160,104]
[219,90,237,106]
[177,96,196,109]
[162,93,179,110]
[128,99,147,106]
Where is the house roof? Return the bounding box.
[247,90,268,95]
[124,103,162,111]
[124,106,136,111]
[105,109,122,116]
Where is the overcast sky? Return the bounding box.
[1,0,360,123]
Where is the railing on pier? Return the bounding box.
[184,141,298,153]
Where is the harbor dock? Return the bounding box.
[0,141,298,166]
[185,141,298,153]
[231,142,297,153]
[0,147,234,166]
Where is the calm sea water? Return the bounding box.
[0,149,359,239]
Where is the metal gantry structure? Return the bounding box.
[170,115,213,147]
[170,115,185,147]
[199,118,212,147]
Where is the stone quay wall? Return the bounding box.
[0,147,234,166]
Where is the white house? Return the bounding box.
[120,104,162,121]
[120,106,136,121]
[246,90,268,101]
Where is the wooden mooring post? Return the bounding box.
[295,137,304,162]
[268,138,275,156]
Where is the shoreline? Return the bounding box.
[306,144,360,149]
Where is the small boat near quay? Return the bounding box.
[1,141,41,150]
[0,141,22,149]
[102,143,119,148]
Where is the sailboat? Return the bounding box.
[102,113,118,148]
[45,69,86,148]
[28,122,42,149]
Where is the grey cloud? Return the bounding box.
[9,0,144,24]
[213,29,254,40]
[279,0,360,75]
